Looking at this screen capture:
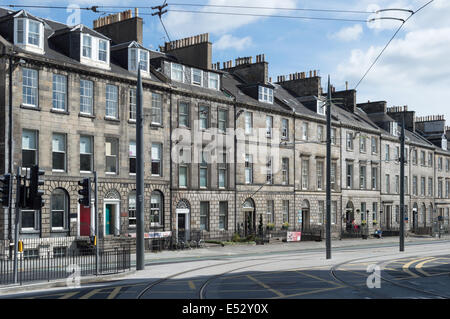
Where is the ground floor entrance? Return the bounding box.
[104,201,120,236]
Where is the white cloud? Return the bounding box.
[331,24,363,42]
[214,34,252,51]
[162,0,298,38]
[336,24,450,119]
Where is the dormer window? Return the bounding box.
[442,134,448,151]
[208,72,220,90]
[192,68,203,86]
[171,63,184,82]
[78,28,110,69]
[82,35,92,58]
[14,17,44,54]
[129,48,149,73]
[98,40,108,62]
[258,86,273,104]
[317,100,326,115]
[28,20,41,46]
[389,122,398,136]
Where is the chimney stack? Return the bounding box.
[93,9,143,45]
[161,33,212,70]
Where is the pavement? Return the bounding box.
[1,234,449,296]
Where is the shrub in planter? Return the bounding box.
[281,222,290,230]
[266,223,275,231]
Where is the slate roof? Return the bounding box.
[0,8,164,82]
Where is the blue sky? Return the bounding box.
[3,0,449,122]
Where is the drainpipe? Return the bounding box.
[169,90,173,234]
[293,114,296,231]
[234,102,237,234]
[8,55,13,245]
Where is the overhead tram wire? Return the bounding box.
[6,3,374,16]
[354,0,435,89]
[157,10,370,23]
[168,3,376,14]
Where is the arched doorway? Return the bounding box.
[345,201,355,227]
[421,203,426,227]
[104,189,121,236]
[176,199,190,242]
[301,200,310,232]
[242,198,256,236]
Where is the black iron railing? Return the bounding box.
[0,238,131,286]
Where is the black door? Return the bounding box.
[178,214,186,242]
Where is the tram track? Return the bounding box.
[330,254,450,299]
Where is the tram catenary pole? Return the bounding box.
[400,112,405,252]
[326,75,332,260]
[136,68,145,270]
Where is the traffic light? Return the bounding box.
[78,178,91,207]
[27,165,45,210]
[0,174,11,208]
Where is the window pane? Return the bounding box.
[22,130,36,150]
[179,166,187,187]
[23,68,38,106]
[80,154,92,172]
[179,102,189,127]
[52,152,65,170]
[52,211,64,228]
[82,35,92,58]
[17,19,24,44]
[28,21,40,46]
[106,85,118,118]
[80,80,93,114]
[152,93,162,124]
[200,168,207,187]
[99,40,108,62]
[150,193,161,224]
[52,74,67,111]
[22,211,36,229]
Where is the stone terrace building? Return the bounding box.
[0,8,449,254]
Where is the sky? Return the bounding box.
[2,0,449,122]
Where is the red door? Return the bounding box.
[80,205,91,236]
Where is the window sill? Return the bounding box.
[105,172,118,176]
[150,123,163,128]
[20,229,39,234]
[20,104,40,111]
[79,113,95,119]
[51,228,68,232]
[52,169,67,174]
[80,171,93,175]
[51,109,69,115]
[105,117,120,123]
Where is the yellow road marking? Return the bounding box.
[107,287,122,299]
[59,292,79,299]
[416,258,437,277]
[247,275,285,298]
[272,286,343,299]
[79,289,102,299]
[402,257,434,278]
[295,270,343,287]
[224,266,330,280]
[188,280,196,290]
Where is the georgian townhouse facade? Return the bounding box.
[0,7,449,254]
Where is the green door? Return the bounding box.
[105,205,111,235]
